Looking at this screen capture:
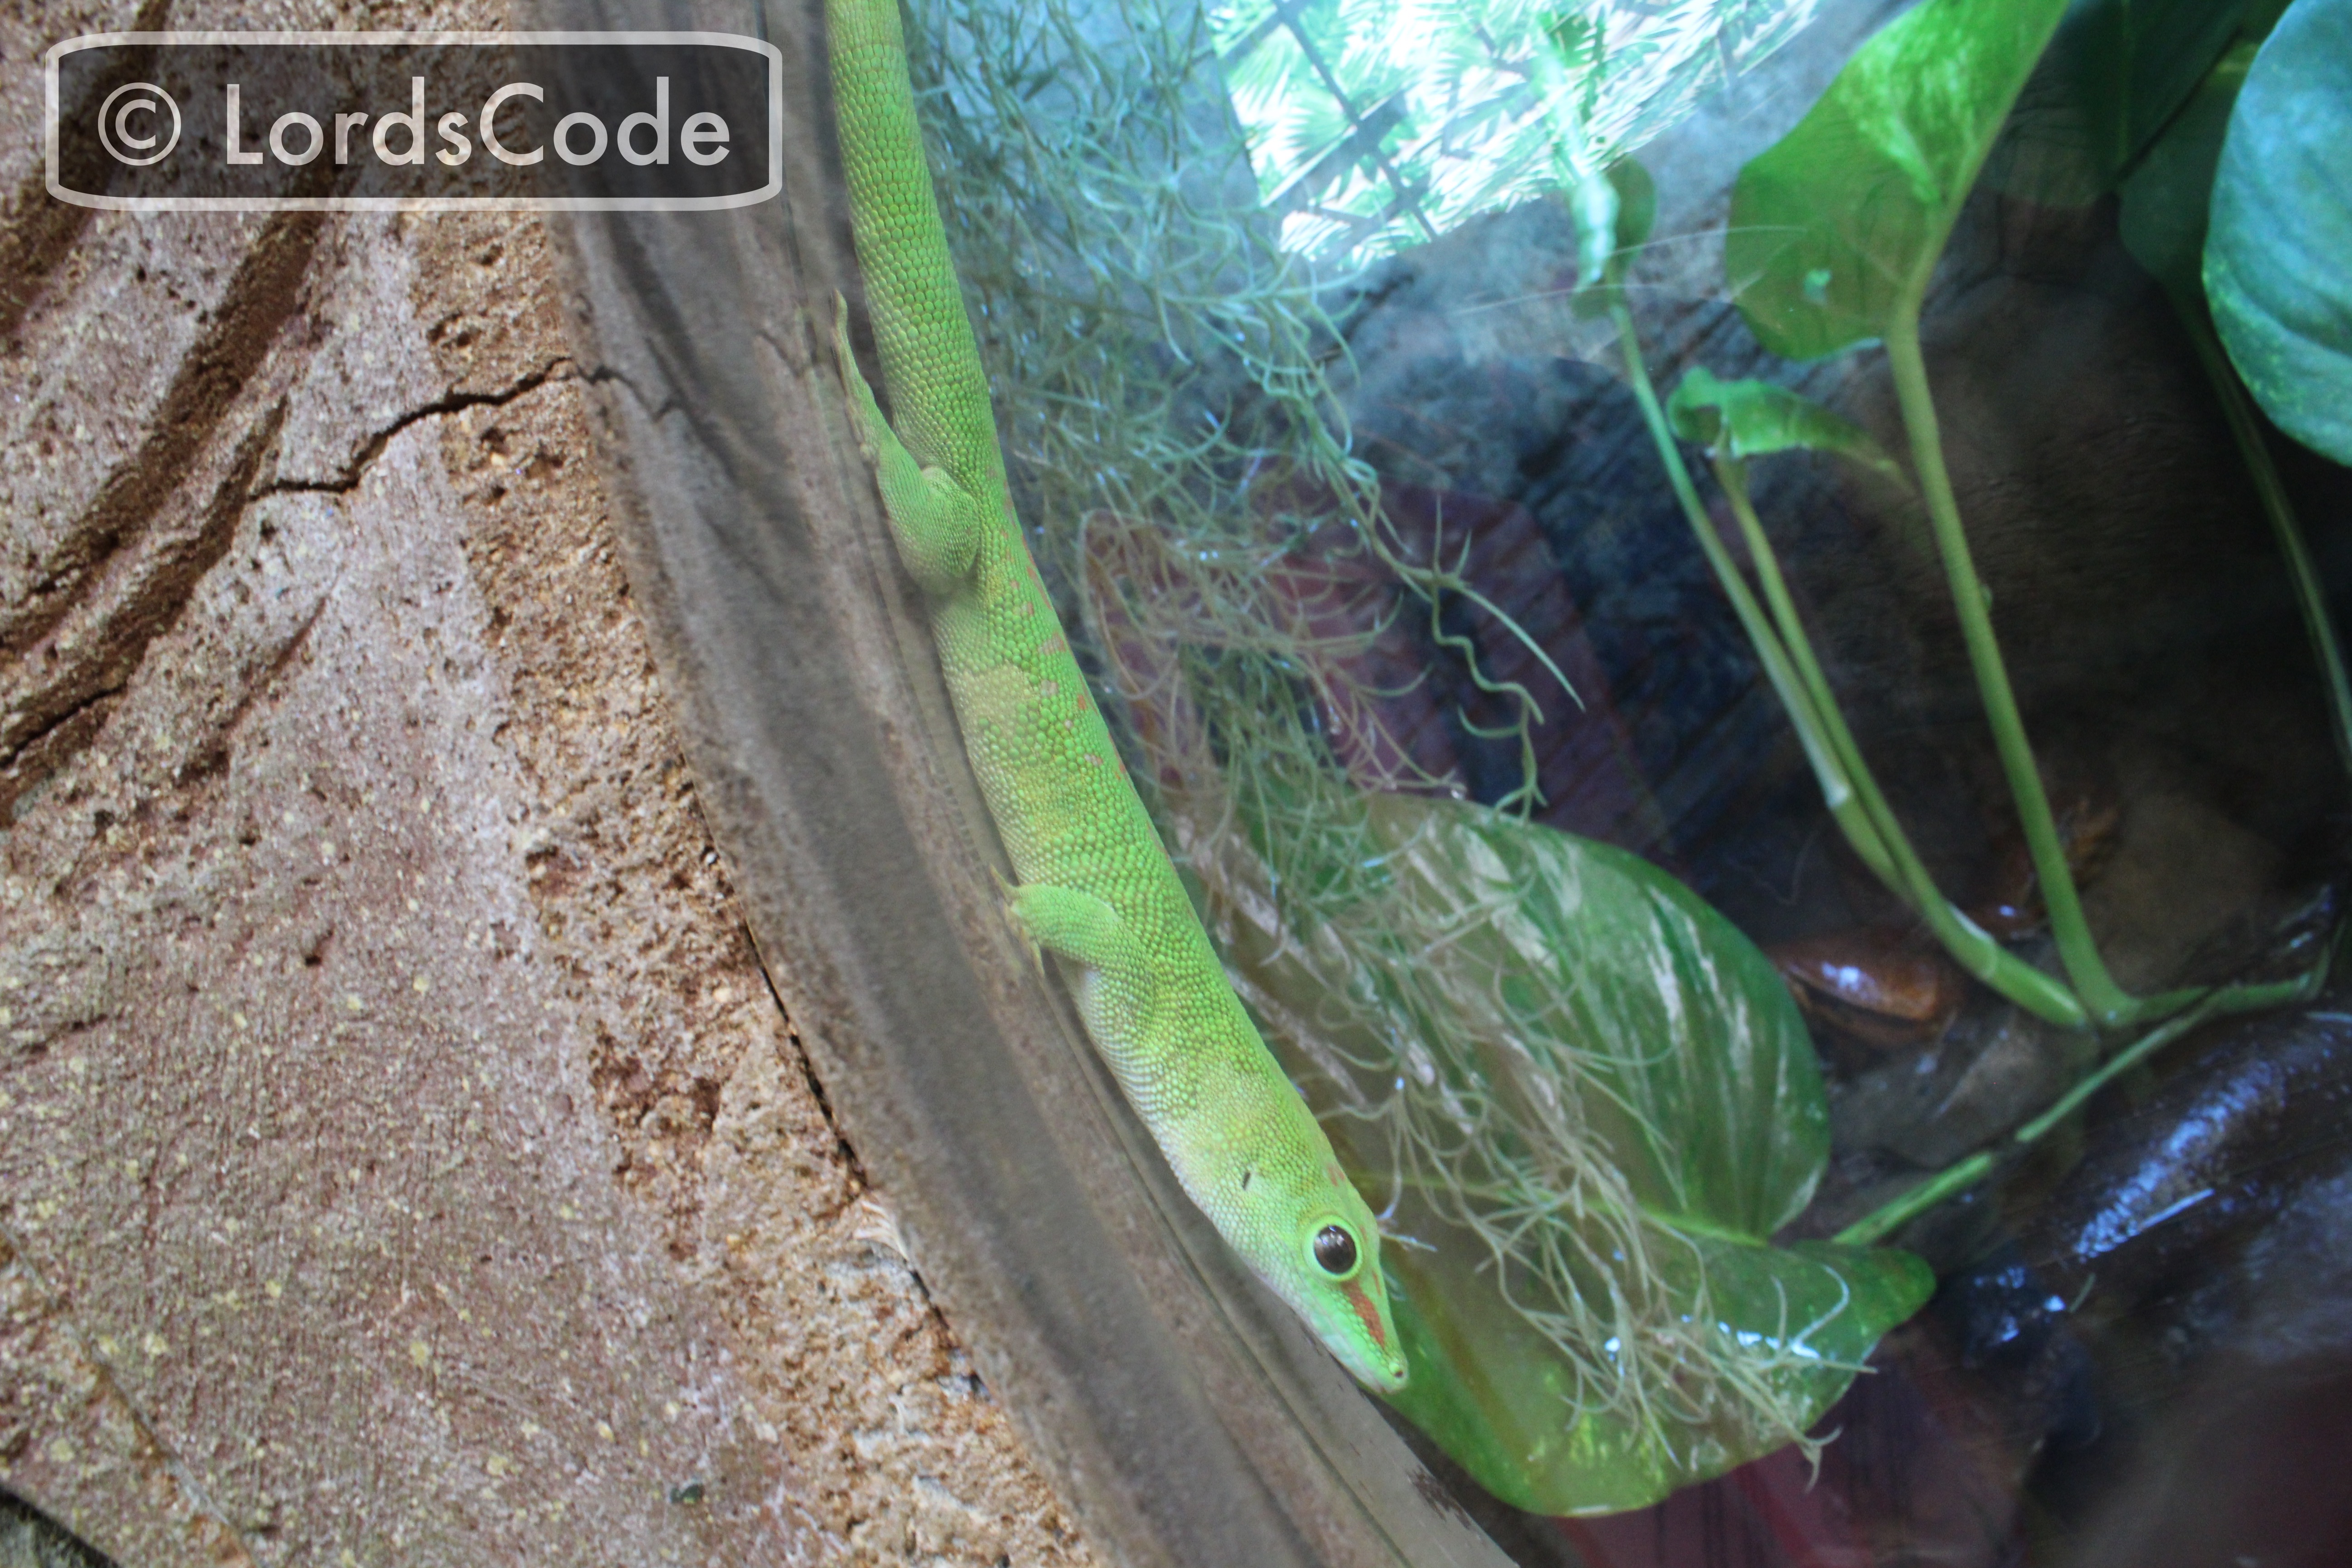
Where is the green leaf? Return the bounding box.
[1984,0,2267,205]
[1568,158,1656,304]
[2205,0,2352,466]
[1216,792,1933,1513]
[1666,366,1911,487]
[1372,794,1824,1234]
[1726,0,2074,360]
[1386,1233,1934,1516]
[2117,40,2258,296]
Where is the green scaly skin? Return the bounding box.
[825,0,1407,1392]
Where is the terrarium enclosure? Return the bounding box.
[5,0,2351,1563]
[627,0,2352,1557]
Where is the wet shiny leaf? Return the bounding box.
[1387,1230,1935,1516]
[1220,793,1933,1512]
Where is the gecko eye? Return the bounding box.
[1312,1224,1359,1277]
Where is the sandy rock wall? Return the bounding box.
[0,9,1096,1567]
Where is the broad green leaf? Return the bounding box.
[1212,792,1933,1513]
[1363,794,1825,1234]
[1666,366,1911,487]
[1984,0,2271,205]
[1387,1232,1934,1516]
[2117,41,2257,296]
[2205,0,2352,466]
[1726,0,2074,360]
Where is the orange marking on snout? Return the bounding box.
[1343,1279,1388,1350]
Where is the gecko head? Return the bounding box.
[1261,1187,1410,1394]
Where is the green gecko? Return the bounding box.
[824,0,1408,1392]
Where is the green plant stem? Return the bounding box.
[1610,301,2087,1027]
[1885,312,2143,1028]
[1609,309,2342,1247]
[1835,946,2331,1245]
[1833,1000,2215,1245]
[1605,314,1883,855]
[1712,461,2087,1027]
[1832,1153,1995,1247]
[2174,292,2352,781]
[2013,995,2226,1146]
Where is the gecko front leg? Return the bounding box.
[833,293,982,596]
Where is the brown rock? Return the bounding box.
[0,13,1095,1567]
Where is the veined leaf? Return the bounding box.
[1666,366,1911,487]
[1387,1230,1933,1516]
[1215,792,1933,1514]
[2205,0,2352,466]
[1727,0,2074,360]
